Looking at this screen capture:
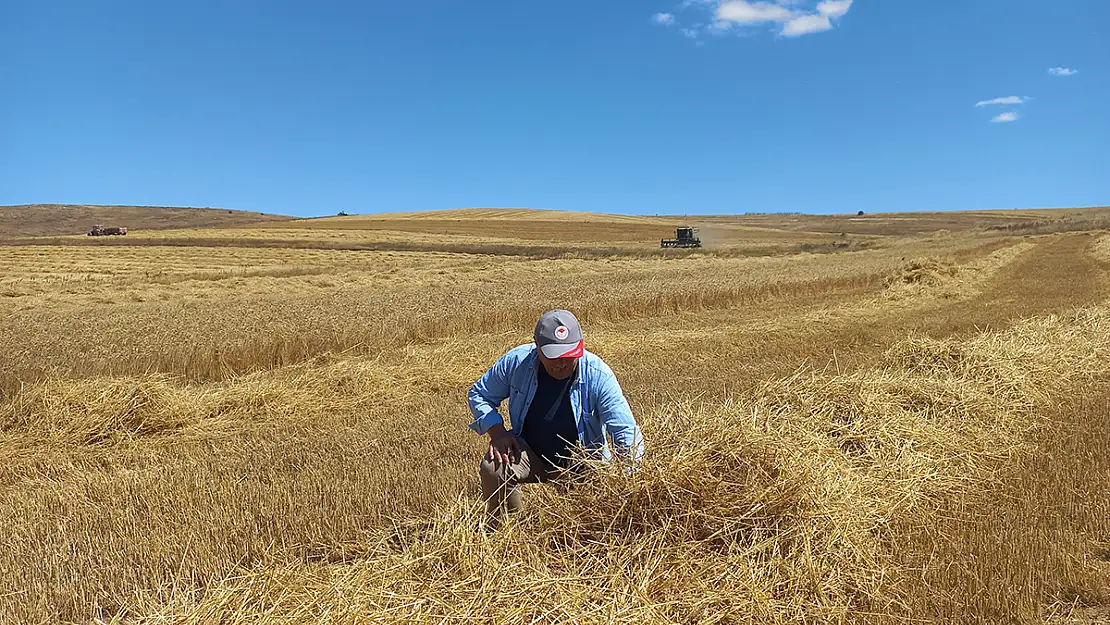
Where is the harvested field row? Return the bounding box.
[0,230,866,260]
[0,237,1014,395]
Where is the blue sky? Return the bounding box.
[1,1,1106,217]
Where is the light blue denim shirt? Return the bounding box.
[468,344,644,462]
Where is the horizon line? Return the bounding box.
[3,202,1109,220]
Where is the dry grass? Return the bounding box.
[708,207,1110,236]
[0,212,1108,624]
[3,306,1099,624]
[893,385,1110,624]
[294,206,1110,238]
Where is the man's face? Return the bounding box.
[539,352,578,380]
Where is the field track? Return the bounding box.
[952,233,1104,323]
[619,234,1108,395]
[868,233,1105,353]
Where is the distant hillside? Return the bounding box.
[315,207,665,223]
[284,206,1110,240]
[0,204,293,237]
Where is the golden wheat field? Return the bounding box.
[2,207,1110,624]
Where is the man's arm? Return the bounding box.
[467,352,514,436]
[594,367,645,462]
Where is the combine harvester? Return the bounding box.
[660,227,701,248]
[87,225,128,236]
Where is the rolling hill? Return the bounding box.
[0,204,293,238]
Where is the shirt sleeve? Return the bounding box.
[594,366,644,462]
[467,351,514,436]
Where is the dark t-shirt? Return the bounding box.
[520,365,579,468]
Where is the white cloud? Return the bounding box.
[669,0,852,40]
[680,26,701,38]
[817,0,852,18]
[782,13,832,36]
[1048,67,1078,76]
[784,0,851,35]
[991,111,1019,123]
[652,12,675,25]
[714,0,851,37]
[717,1,792,24]
[975,96,1029,107]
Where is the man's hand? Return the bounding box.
[487,423,521,467]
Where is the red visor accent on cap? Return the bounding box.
[541,340,584,359]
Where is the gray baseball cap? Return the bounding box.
[534,309,584,359]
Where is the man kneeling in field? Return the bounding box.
[468,309,644,524]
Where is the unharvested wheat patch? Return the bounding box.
[146,265,336,285]
[0,336,508,458]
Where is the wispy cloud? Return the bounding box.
[704,20,733,34]
[975,96,1029,107]
[991,111,1019,123]
[1048,67,1078,76]
[652,12,676,25]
